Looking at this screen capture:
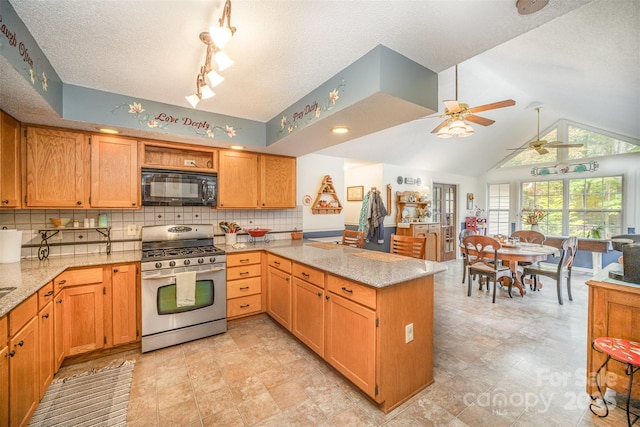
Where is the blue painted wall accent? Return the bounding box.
[265,45,438,146]
[0,0,62,113]
[62,84,266,146]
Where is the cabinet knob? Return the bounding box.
[132,202,136,206]
[325,295,330,300]
[76,201,82,205]
[45,290,54,296]
[341,286,353,294]
[7,351,15,357]
[113,268,119,273]
[15,340,24,347]
[286,277,290,282]
[59,280,66,285]
[1,200,8,204]
[42,313,50,319]
[317,292,322,297]
[57,299,63,304]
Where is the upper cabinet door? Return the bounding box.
[0,112,21,208]
[218,150,259,208]
[259,155,296,208]
[91,135,139,208]
[25,127,88,208]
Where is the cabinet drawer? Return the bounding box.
[38,282,55,309]
[227,277,261,299]
[413,225,428,236]
[0,315,6,344]
[227,294,262,318]
[327,275,376,310]
[267,254,292,273]
[293,263,325,288]
[227,252,261,267]
[54,267,103,292]
[8,294,37,337]
[227,264,261,281]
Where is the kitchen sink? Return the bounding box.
[0,287,16,300]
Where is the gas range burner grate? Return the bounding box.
[142,245,225,261]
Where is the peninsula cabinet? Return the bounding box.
[0,110,21,208]
[226,252,263,319]
[266,253,292,330]
[218,150,296,209]
[291,263,325,357]
[8,294,39,427]
[90,135,139,208]
[24,126,89,208]
[0,315,8,426]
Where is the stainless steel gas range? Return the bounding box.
[140,224,226,352]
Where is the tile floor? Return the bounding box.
[55,259,636,426]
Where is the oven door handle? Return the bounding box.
[143,267,225,280]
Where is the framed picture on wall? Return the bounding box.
[347,186,364,201]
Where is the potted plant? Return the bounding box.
[520,205,546,231]
[587,224,604,239]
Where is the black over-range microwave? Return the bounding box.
[141,168,217,207]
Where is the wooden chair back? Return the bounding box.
[511,230,545,244]
[462,235,502,270]
[342,230,365,248]
[390,234,426,259]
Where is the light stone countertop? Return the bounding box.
[0,240,447,318]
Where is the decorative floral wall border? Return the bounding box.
[278,78,346,135]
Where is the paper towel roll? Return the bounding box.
[0,229,22,263]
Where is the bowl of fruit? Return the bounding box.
[245,228,271,237]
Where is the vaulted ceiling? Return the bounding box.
[1,0,638,177]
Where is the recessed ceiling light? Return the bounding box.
[331,126,350,134]
[230,145,244,150]
[98,128,119,134]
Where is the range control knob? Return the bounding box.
[198,258,204,264]
[169,261,176,267]
[210,257,215,263]
[184,259,191,266]
[155,262,162,269]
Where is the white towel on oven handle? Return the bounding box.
[176,271,197,307]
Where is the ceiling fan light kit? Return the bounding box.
[433,65,515,138]
[185,0,236,108]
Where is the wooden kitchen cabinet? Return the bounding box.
[396,223,441,262]
[24,126,89,208]
[0,110,21,208]
[53,289,64,371]
[38,300,54,400]
[218,150,259,208]
[259,154,296,208]
[325,275,377,396]
[63,284,105,356]
[226,252,263,319]
[90,135,139,208]
[266,254,292,330]
[0,315,8,426]
[292,262,325,357]
[107,263,139,346]
[8,295,39,427]
[141,140,218,172]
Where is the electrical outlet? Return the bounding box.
[127,224,138,236]
[405,323,414,343]
[184,159,196,167]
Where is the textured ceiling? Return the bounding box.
[2,0,638,176]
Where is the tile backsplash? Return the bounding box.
[0,206,303,260]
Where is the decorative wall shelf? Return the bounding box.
[311,175,343,214]
[36,227,111,260]
[531,160,598,177]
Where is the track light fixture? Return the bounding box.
[186,0,236,108]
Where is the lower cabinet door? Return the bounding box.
[9,316,39,427]
[0,345,8,427]
[63,284,104,356]
[325,292,377,398]
[38,302,55,399]
[111,264,138,346]
[227,294,262,318]
[292,278,324,357]
[54,292,65,371]
[266,267,292,330]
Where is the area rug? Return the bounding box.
[29,360,135,427]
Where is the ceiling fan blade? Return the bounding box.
[506,147,528,151]
[466,115,495,126]
[431,120,450,134]
[544,142,584,148]
[443,100,462,114]
[467,99,516,114]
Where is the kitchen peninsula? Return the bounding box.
[0,240,446,419]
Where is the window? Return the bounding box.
[567,125,640,160]
[568,176,623,238]
[521,180,564,236]
[487,183,510,236]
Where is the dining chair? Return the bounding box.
[462,235,512,303]
[522,236,578,305]
[342,229,365,248]
[390,234,426,259]
[459,229,477,283]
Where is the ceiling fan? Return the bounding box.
[431,64,516,138]
[508,107,583,154]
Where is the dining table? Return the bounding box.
[465,242,560,297]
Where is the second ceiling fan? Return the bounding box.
[431,64,516,138]
[509,107,583,155]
